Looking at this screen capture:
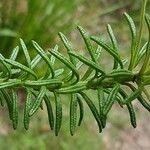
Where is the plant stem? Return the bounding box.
[0,72,136,94]
[139,15,150,75]
[132,0,147,69]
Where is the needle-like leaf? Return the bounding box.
[70,94,78,136]
[54,92,62,136]
[29,86,47,116]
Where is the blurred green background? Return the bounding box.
[0,0,150,150]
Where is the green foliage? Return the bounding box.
[0,0,80,56]
[0,0,150,136]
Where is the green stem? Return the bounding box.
[132,0,147,69]
[139,15,150,75]
[0,72,136,94]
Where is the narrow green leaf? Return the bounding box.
[77,96,84,126]
[50,49,79,85]
[10,46,19,60]
[9,51,40,77]
[11,69,21,75]
[107,69,134,82]
[124,12,136,46]
[79,92,102,133]
[126,83,150,112]
[0,90,5,107]
[135,42,148,67]
[107,24,118,51]
[77,26,97,62]
[63,61,83,82]
[124,13,137,70]
[20,39,31,68]
[104,88,123,108]
[58,33,76,65]
[4,59,37,79]
[12,89,18,130]
[103,84,120,115]
[98,87,107,128]
[50,45,58,65]
[95,45,102,60]
[69,51,105,75]
[32,41,54,78]
[54,92,62,136]
[58,81,86,94]
[126,103,137,128]
[29,86,47,116]
[81,46,102,80]
[124,86,143,104]
[0,89,13,119]
[107,24,118,69]
[98,87,105,115]
[118,88,127,100]
[44,94,54,130]
[24,89,32,130]
[30,54,42,69]
[70,94,78,135]
[138,94,150,112]
[117,59,128,69]
[0,79,21,89]
[54,68,64,77]
[0,54,12,79]
[90,36,123,68]
[140,15,150,74]
[81,68,94,81]
[47,68,64,81]
[24,79,62,89]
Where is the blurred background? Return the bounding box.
[0,0,150,149]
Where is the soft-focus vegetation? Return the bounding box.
[0,0,83,56]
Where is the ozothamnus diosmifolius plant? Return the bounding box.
[0,0,150,136]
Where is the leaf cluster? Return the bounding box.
[0,0,150,136]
